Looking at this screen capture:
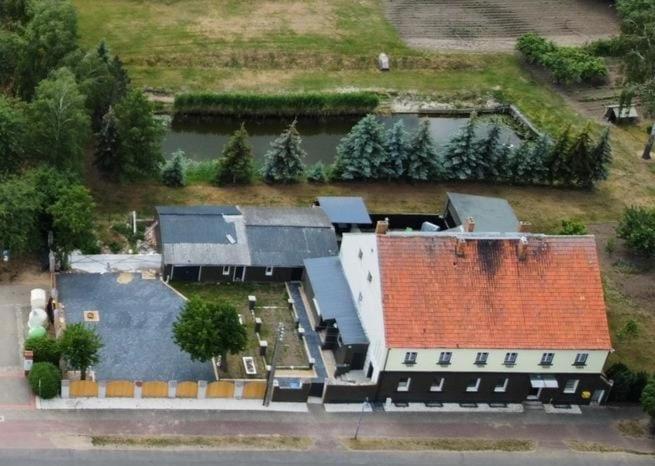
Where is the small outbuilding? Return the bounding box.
[604,104,639,124]
[443,192,520,233]
[315,196,372,235]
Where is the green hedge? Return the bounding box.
[28,362,61,399]
[516,33,608,84]
[25,336,62,366]
[174,92,380,117]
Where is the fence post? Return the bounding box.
[61,379,70,399]
[134,381,142,399]
[197,380,207,399]
[168,380,177,398]
[98,381,107,398]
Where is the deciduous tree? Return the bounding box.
[0,96,26,176]
[59,323,103,381]
[48,184,96,265]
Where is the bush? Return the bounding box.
[306,162,328,183]
[558,219,587,235]
[606,363,649,403]
[617,206,655,256]
[174,92,380,117]
[161,150,187,187]
[28,362,61,399]
[25,336,61,365]
[516,33,608,84]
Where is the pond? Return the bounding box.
[162,114,523,165]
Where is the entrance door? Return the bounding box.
[527,387,542,401]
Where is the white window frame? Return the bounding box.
[563,379,579,394]
[475,352,489,365]
[494,378,509,393]
[367,271,373,283]
[403,351,417,365]
[397,378,411,392]
[466,378,481,392]
[438,351,452,365]
[265,266,274,277]
[574,353,588,366]
[429,377,445,392]
[222,266,231,276]
[540,352,555,366]
[504,352,518,365]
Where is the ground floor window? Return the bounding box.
[494,378,509,393]
[563,379,579,394]
[466,378,481,392]
[265,266,274,276]
[429,377,445,392]
[222,266,230,276]
[397,378,411,392]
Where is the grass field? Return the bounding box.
[74,1,655,373]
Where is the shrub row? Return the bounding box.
[606,363,649,403]
[516,33,608,84]
[173,92,380,117]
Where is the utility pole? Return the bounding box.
[263,322,284,406]
[353,397,369,440]
[642,123,655,160]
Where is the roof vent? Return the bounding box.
[455,238,466,257]
[519,221,532,233]
[226,234,236,244]
[464,217,476,232]
[375,218,389,235]
[84,310,100,322]
[518,236,529,260]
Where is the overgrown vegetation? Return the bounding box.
[516,33,608,84]
[174,92,379,117]
[617,206,655,256]
[91,435,312,450]
[345,437,534,452]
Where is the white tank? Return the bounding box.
[30,289,46,310]
[28,308,48,329]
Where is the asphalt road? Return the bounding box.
[0,449,652,466]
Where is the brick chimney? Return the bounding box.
[375,218,389,235]
[464,216,476,232]
[518,236,528,260]
[518,221,531,233]
[455,238,466,257]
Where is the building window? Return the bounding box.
[563,379,579,394]
[222,266,231,276]
[573,353,588,366]
[504,352,518,366]
[403,352,417,365]
[397,378,411,392]
[540,352,555,366]
[429,377,445,392]
[466,378,481,392]
[438,351,452,365]
[475,352,489,365]
[494,378,509,393]
[264,266,274,276]
[367,272,373,283]
[358,249,363,260]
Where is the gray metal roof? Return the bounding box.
[156,205,241,216]
[316,197,372,225]
[446,192,519,233]
[158,212,238,245]
[59,273,214,381]
[241,207,332,228]
[303,257,368,345]
[247,226,338,267]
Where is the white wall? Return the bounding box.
[340,233,386,381]
[384,348,609,374]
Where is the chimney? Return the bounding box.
[455,238,466,257]
[375,218,389,235]
[518,236,528,260]
[464,216,476,233]
[518,221,531,233]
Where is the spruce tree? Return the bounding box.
[546,126,573,185]
[382,120,409,180]
[506,142,548,185]
[161,150,187,187]
[568,125,593,188]
[215,123,255,185]
[589,128,612,186]
[406,120,441,181]
[307,162,328,183]
[495,143,514,183]
[475,123,501,180]
[94,106,120,179]
[527,135,550,184]
[261,120,306,183]
[333,114,387,180]
[443,118,479,180]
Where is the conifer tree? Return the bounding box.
[94,106,120,179]
[307,162,328,183]
[495,143,514,183]
[215,123,255,185]
[506,143,532,184]
[333,114,387,180]
[546,126,573,185]
[527,135,551,184]
[443,118,479,180]
[406,120,441,181]
[261,120,306,183]
[568,125,593,188]
[161,150,187,187]
[589,128,612,186]
[382,120,409,180]
[475,123,501,180]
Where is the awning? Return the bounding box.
[530,375,559,389]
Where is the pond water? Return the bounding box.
[162,114,522,165]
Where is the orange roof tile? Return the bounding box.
[377,234,612,350]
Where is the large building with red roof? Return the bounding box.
[304,228,613,405]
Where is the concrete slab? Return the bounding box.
[383,402,524,413]
[37,397,308,412]
[544,404,582,415]
[0,375,33,406]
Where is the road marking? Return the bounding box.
[0,416,4,422]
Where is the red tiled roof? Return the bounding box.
[377,234,611,350]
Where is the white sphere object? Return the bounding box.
[28,308,48,329]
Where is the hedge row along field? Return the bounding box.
[173,92,380,117]
[516,33,608,85]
